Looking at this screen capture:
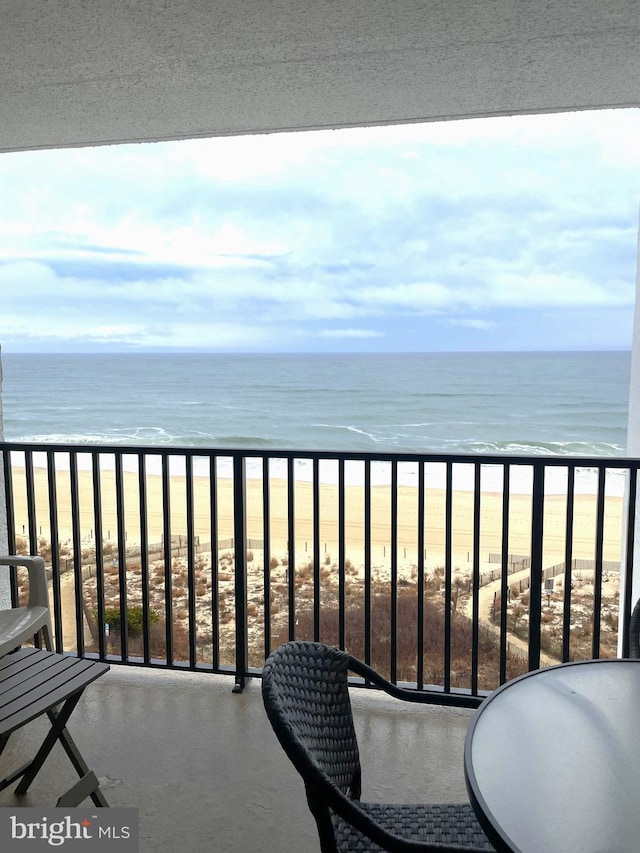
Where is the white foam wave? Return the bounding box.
[313,423,382,443]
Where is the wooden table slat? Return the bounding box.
[0,650,109,737]
[0,654,80,700]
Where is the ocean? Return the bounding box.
[0,351,630,457]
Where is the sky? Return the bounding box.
[0,108,639,354]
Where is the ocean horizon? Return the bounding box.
[1,350,630,455]
[1,351,631,497]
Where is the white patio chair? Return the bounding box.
[0,555,53,656]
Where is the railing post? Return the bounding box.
[591,467,606,658]
[93,452,106,660]
[529,464,544,671]
[494,465,513,684]
[620,467,637,657]
[232,455,249,693]
[0,446,12,611]
[2,452,17,609]
[0,350,8,604]
[471,462,481,695]
[0,349,13,618]
[338,458,346,652]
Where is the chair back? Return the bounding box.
[262,641,362,801]
[0,555,53,656]
[629,598,640,658]
[262,641,364,851]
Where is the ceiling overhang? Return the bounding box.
[1,0,639,153]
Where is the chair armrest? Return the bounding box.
[0,555,50,611]
[347,654,484,709]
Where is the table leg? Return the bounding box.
[14,693,81,795]
[56,771,109,807]
[48,710,109,806]
[13,692,109,807]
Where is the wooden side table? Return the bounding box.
[0,647,110,807]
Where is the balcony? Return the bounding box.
[0,664,476,851]
[0,440,637,848]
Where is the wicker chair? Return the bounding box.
[261,641,494,852]
[629,598,640,658]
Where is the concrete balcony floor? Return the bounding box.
[0,664,476,852]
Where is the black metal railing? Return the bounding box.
[1,441,637,705]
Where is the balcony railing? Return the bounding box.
[1,441,637,706]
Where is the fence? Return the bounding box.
[509,559,622,596]
[1,441,637,704]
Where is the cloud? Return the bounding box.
[311,329,385,338]
[444,318,497,331]
[0,108,638,352]
[1,312,278,350]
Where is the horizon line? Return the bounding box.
[0,348,632,356]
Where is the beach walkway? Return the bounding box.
[460,566,558,668]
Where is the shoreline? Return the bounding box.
[3,449,631,497]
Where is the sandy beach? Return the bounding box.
[4,462,625,675]
[7,464,625,569]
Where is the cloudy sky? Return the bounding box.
[1,109,638,353]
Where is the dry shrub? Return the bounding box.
[297,561,314,583]
[345,558,357,575]
[602,609,618,632]
[275,587,528,692]
[105,617,192,664]
[15,536,29,555]
[511,604,525,631]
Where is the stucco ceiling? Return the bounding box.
[1,0,639,153]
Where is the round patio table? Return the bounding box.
[464,658,640,853]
